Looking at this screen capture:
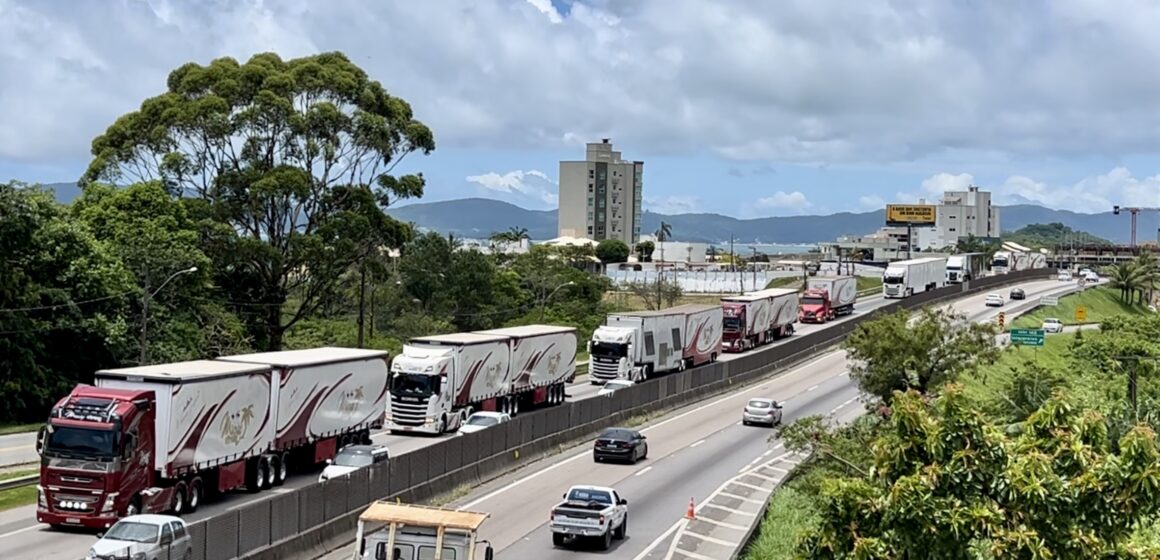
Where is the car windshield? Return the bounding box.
[1045,319,1061,324]
[334,452,374,468]
[104,521,159,543]
[567,488,612,504]
[466,415,499,427]
[748,400,771,409]
[44,426,117,459]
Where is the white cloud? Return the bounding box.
[644,195,702,215]
[755,191,812,214]
[992,167,1160,212]
[857,195,885,210]
[7,1,1160,169]
[465,169,558,209]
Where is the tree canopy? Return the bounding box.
[595,239,630,264]
[80,51,432,349]
[1004,222,1110,249]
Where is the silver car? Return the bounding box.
[87,514,192,560]
[742,398,783,427]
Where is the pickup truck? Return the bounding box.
[550,485,628,550]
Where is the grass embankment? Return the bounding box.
[0,423,40,436]
[960,334,1075,405]
[743,486,821,559]
[1012,286,1148,328]
[602,292,724,312]
[764,275,883,294]
[0,469,38,512]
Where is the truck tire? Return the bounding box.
[170,482,188,515]
[246,458,263,493]
[552,533,566,547]
[274,452,290,486]
[187,478,203,513]
[599,529,612,550]
[125,495,142,517]
[615,515,627,540]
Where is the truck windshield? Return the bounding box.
[44,426,117,459]
[391,374,436,397]
[882,274,904,285]
[992,257,1008,267]
[590,342,626,359]
[722,317,742,331]
[800,297,824,306]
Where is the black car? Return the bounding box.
[1009,287,1026,300]
[593,427,648,464]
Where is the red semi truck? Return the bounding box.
[798,276,858,323]
[720,288,799,352]
[35,347,389,529]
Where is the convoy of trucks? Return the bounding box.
[35,347,390,529]
[882,257,948,298]
[353,501,494,560]
[945,252,988,283]
[588,304,723,383]
[798,276,857,323]
[387,325,577,435]
[720,288,799,351]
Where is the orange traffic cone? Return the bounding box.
[685,497,696,519]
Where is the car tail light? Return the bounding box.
[599,514,606,525]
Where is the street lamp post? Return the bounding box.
[540,281,575,322]
[140,266,198,365]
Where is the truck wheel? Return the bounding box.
[125,495,142,517]
[511,396,521,417]
[436,414,447,434]
[710,352,717,362]
[272,453,289,486]
[552,533,566,547]
[615,515,627,540]
[246,459,263,493]
[170,483,187,515]
[187,479,203,513]
[599,529,612,550]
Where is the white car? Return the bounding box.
[319,444,390,482]
[985,293,1005,307]
[1043,318,1064,333]
[598,379,635,397]
[1058,270,1073,281]
[1085,271,1099,282]
[88,514,192,560]
[457,411,511,435]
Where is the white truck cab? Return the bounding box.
[389,345,458,435]
[587,326,636,384]
[353,501,494,560]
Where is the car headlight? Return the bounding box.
[133,552,147,560]
[85,550,96,560]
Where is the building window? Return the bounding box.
[587,226,593,234]
[949,227,957,232]
[588,184,593,192]
[589,169,594,178]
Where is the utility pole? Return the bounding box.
[1113,206,1160,248]
[140,266,198,365]
[750,246,758,291]
[357,263,367,348]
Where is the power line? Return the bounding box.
[0,291,139,313]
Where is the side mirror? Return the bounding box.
[96,532,104,539]
[35,426,47,456]
[618,498,628,506]
[639,435,646,440]
[562,493,567,499]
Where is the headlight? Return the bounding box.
[132,552,147,560]
[101,492,119,513]
[85,550,96,560]
[37,485,46,508]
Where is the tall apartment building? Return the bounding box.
[936,186,1000,246]
[557,138,643,245]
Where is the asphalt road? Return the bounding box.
[311,279,1074,560]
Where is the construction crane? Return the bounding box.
[1112,206,1160,247]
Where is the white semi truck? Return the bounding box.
[387,325,577,435]
[945,252,988,283]
[882,257,947,298]
[991,250,1047,274]
[588,304,722,384]
[353,501,494,560]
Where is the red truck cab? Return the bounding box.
[798,289,833,323]
[36,386,170,530]
[721,302,748,352]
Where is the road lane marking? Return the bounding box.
[635,466,653,477]
[807,384,819,392]
[719,491,766,505]
[683,531,739,547]
[633,518,687,560]
[689,439,705,448]
[760,450,772,458]
[0,524,41,540]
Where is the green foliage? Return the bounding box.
[621,278,684,311]
[1004,222,1110,249]
[797,385,1160,559]
[1011,286,1148,328]
[1106,254,1160,306]
[0,182,136,421]
[594,239,630,264]
[80,52,432,349]
[742,486,821,560]
[843,307,1000,404]
[634,240,655,262]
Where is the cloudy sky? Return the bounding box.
[1,0,1159,216]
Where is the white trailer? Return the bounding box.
[216,347,391,460]
[680,304,723,366]
[745,288,799,337]
[476,324,578,403]
[588,304,720,384]
[992,250,1047,274]
[946,253,987,283]
[720,293,773,352]
[882,257,947,298]
[805,277,857,310]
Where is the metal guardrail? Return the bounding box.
[0,474,37,492]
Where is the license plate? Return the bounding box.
[403,427,412,431]
[67,518,80,524]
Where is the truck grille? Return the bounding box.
[53,493,98,513]
[589,358,619,381]
[389,396,430,426]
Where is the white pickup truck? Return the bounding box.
[549,485,628,550]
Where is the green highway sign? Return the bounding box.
[1010,328,1045,347]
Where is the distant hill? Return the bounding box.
[1004,222,1112,248]
[38,183,1158,244]
[388,199,1158,245]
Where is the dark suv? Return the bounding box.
[593,427,648,464]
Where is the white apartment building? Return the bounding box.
[935,186,1000,247]
[557,139,643,245]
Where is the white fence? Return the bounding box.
[605,270,789,293]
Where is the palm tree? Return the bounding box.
[655,221,672,242]
[1108,261,1144,303]
[1133,252,1159,305]
[489,226,530,245]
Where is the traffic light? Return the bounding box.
[998,311,1005,329]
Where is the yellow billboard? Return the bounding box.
[885,204,937,226]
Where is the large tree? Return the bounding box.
[80,52,433,349]
[844,306,999,405]
[0,182,136,421]
[797,386,1160,559]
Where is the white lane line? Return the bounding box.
[771,442,784,450]
[635,466,653,477]
[690,439,706,448]
[683,531,739,547]
[0,524,41,540]
[807,384,819,392]
[673,546,717,560]
[635,518,687,560]
[760,450,773,458]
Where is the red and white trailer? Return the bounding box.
[721,288,798,352]
[388,325,577,434]
[587,304,722,383]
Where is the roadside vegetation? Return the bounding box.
[744,258,1160,558]
[1012,286,1151,328]
[764,273,882,294]
[0,469,38,512]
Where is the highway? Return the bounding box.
[310,278,1073,560]
[0,280,1063,559]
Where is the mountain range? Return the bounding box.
[386,198,1159,245]
[39,182,1158,245]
